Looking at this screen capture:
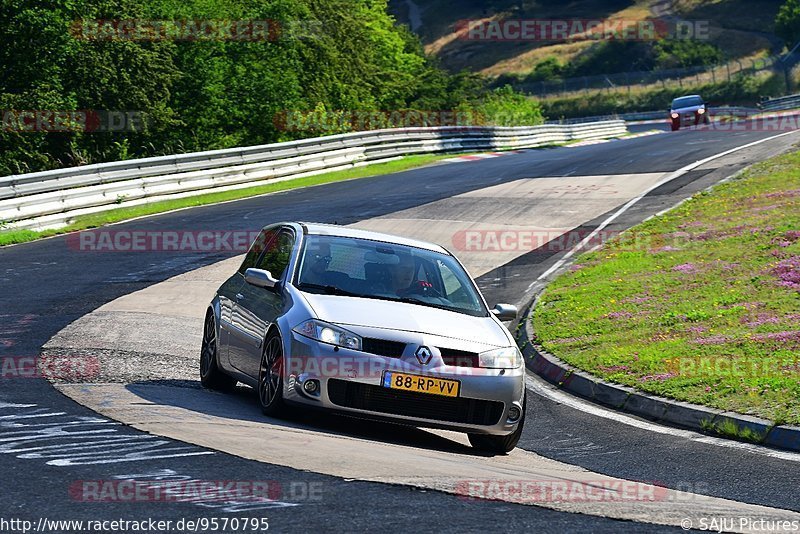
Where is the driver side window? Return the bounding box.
[239,229,276,274]
[256,230,295,281]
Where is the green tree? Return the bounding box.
[526,57,565,82]
[475,85,543,126]
[653,40,723,69]
[776,0,800,47]
[0,0,178,173]
[0,0,544,175]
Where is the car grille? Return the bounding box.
[362,338,406,358]
[327,379,504,426]
[438,347,479,368]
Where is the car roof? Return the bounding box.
[297,222,449,254]
[673,94,702,101]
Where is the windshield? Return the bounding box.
[295,234,488,317]
[671,96,704,109]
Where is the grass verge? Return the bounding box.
[0,153,454,247]
[532,150,800,425]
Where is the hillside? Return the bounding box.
[388,0,786,79]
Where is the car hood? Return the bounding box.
[299,292,510,348]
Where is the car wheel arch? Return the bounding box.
[263,323,287,371]
[208,296,222,325]
[264,323,282,344]
[206,304,220,336]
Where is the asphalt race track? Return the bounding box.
[2,121,800,532]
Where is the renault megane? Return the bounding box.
[200,222,526,453]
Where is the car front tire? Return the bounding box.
[258,331,287,417]
[468,395,526,454]
[200,309,237,391]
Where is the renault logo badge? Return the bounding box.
[415,346,433,365]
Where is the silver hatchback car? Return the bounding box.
[201,222,526,453]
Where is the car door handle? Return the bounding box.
[236,293,245,301]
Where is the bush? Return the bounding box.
[525,57,565,82]
[566,41,655,76]
[653,40,725,69]
[776,0,800,46]
[472,85,544,126]
[541,74,786,119]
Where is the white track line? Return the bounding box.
[525,374,800,463]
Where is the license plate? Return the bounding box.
[382,372,460,397]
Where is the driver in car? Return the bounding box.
[390,254,416,295]
[390,254,439,298]
[301,242,333,286]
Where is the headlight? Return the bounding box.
[697,108,705,114]
[293,319,362,351]
[670,112,679,119]
[479,347,522,369]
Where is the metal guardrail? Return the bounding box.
[0,121,626,231]
[551,107,760,124]
[758,94,800,112]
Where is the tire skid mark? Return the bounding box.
[0,401,211,466]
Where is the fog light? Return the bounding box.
[303,380,319,394]
[507,406,521,422]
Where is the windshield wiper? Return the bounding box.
[394,296,452,312]
[394,297,487,317]
[296,283,361,297]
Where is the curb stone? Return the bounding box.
[516,303,800,453]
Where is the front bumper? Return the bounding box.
[671,112,706,128]
[284,332,525,436]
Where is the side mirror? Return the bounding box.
[245,268,278,289]
[491,303,518,321]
